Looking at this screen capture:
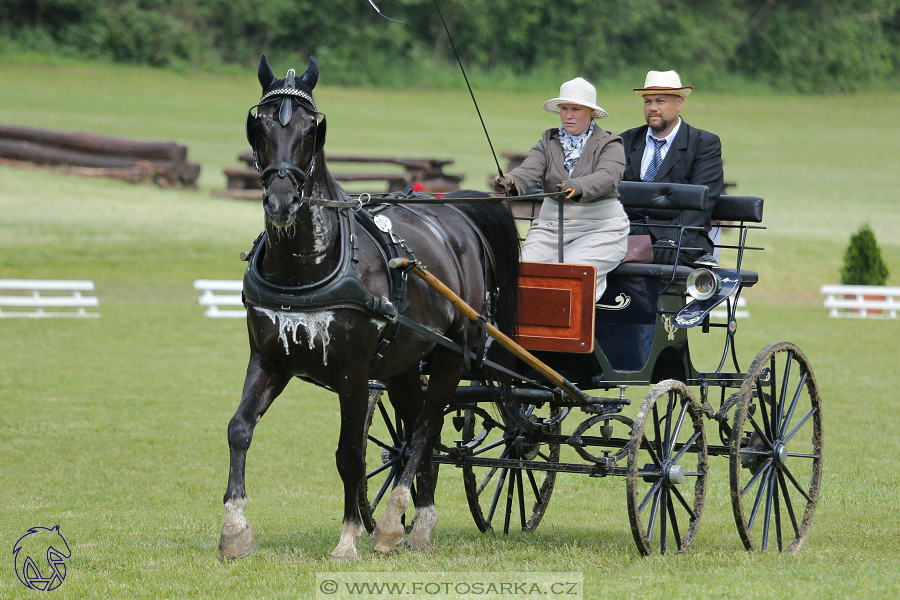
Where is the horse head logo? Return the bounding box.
[12,525,71,591]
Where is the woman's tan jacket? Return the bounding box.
[506,126,625,202]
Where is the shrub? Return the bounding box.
[840,224,889,286]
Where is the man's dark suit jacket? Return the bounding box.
[620,120,724,262]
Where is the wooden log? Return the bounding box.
[0,157,152,183]
[0,126,187,162]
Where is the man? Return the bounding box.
[620,70,723,267]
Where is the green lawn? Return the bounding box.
[1,58,898,599]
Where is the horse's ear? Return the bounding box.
[258,54,277,90]
[299,56,319,91]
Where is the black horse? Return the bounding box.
[219,55,520,560]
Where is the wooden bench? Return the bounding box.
[193,280,245,318]
[0,280,99,318]
[821,285,900,319]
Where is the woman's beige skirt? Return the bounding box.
[520,198,629,301]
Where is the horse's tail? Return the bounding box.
[447,192,520,340]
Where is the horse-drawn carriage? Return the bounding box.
[359,182,822,556]
[219,56,822,561]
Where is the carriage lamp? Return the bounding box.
[686,268,723,301]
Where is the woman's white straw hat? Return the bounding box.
[543,77,608,119]
[633,70,694,97]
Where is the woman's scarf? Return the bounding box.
[559,122,594,176]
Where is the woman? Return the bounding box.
[494,77,629,302]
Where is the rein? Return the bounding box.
[294,190,569,209]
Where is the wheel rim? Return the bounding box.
[461,404,560,534]
[730,342,823,553]
[626,380,708,555]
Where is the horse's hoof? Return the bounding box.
[219,523,256,560]
[372,525,405,554]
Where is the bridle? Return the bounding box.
[245,68,328,200]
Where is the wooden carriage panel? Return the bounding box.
[517,262,596,353]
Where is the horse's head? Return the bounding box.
[246,54,327,228]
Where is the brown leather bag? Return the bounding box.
[621,235,653,264]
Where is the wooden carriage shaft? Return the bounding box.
[388,258,595,405]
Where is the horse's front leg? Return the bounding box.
[329,365,370,561]
[220,353,288,560]
[374,347,460,554]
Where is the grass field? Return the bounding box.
[1,58,899,599]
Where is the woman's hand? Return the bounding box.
[557,179,583,200]
[493,175,517,195]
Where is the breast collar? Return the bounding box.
[241,208,405,322]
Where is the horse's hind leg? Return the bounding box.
[220,353,287,560]
[374,348,459,554]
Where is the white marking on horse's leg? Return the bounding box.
[219,497,256,560]
[406,504,437,554]
[329,520,364,561]
[372,485,409,554]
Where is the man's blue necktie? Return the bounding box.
[643,138,667,182]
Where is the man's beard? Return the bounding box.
[648,116,671,134]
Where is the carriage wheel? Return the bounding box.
[730,342,823,553]
[626,380,708,555]
[358,384,438,533]
[461,403,560,534]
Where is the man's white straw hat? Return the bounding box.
[633,70,693,97]
[543,77,608,119]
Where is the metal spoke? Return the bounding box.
[781,464,812,503]
[671,430,702,465]
[777,351,794,432]
[747,464,771,532]
[476,466,499,496]
[747,411,773,448]
[741,458,773,498]
[503,468,516,535]
[778,470,800,538]
[784,407,817,445]
[670,485,697,521]
[516,469,527,529]
[377,401,401,445]
[366,458,397,479]
[660,484,669,554]
[666,489,683,550]
[663,391,675,460]
[372,466,397,510]
[652,403,664,461]
[786,452,820,459]
[646,486,662,542]
[472,438,506,457]
[526,469,542,508]
[780,371,808,438]
[761,470,775,551]
[487,467,509,525]
[774,472,783,552]
[639,479,663,514]
[367,434,397,454]
[756,378,774,441]
[668,399,690,456]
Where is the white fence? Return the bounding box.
[0,279,99,318]
[193,279,245,318]
[711,296,749,320]
[821,284,900,319]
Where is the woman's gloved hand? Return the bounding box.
[557,179,583,200]
[493,175,517,195]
